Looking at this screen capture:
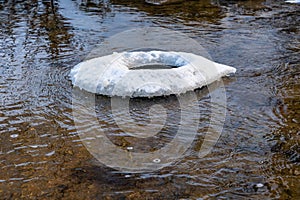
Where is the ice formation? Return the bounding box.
[70,51,236,97]
[285,0,300,3]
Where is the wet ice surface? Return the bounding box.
[0,0,300,199]
[70,51,236,97]
[285,0,300,3]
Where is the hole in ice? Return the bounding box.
[130,63,180,70]
[122,51,188,70]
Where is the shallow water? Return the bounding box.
[0,0,299,199]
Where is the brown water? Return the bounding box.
[0,0,299,199]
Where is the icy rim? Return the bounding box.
[70,51,236,97]
[285,0,300,3]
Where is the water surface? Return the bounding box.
[0,0,299,199]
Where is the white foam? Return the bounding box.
[70,51,236,97]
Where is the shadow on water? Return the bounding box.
[0,0,299,199]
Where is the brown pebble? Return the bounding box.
[67,150,73,155]
[88,184,94,189]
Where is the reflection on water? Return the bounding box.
[0,0,299,199]
[112,0,224,24]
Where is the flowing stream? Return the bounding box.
[0,0,299,199]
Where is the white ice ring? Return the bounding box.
[70,51,236,97]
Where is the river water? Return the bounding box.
[0,0,299,199]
